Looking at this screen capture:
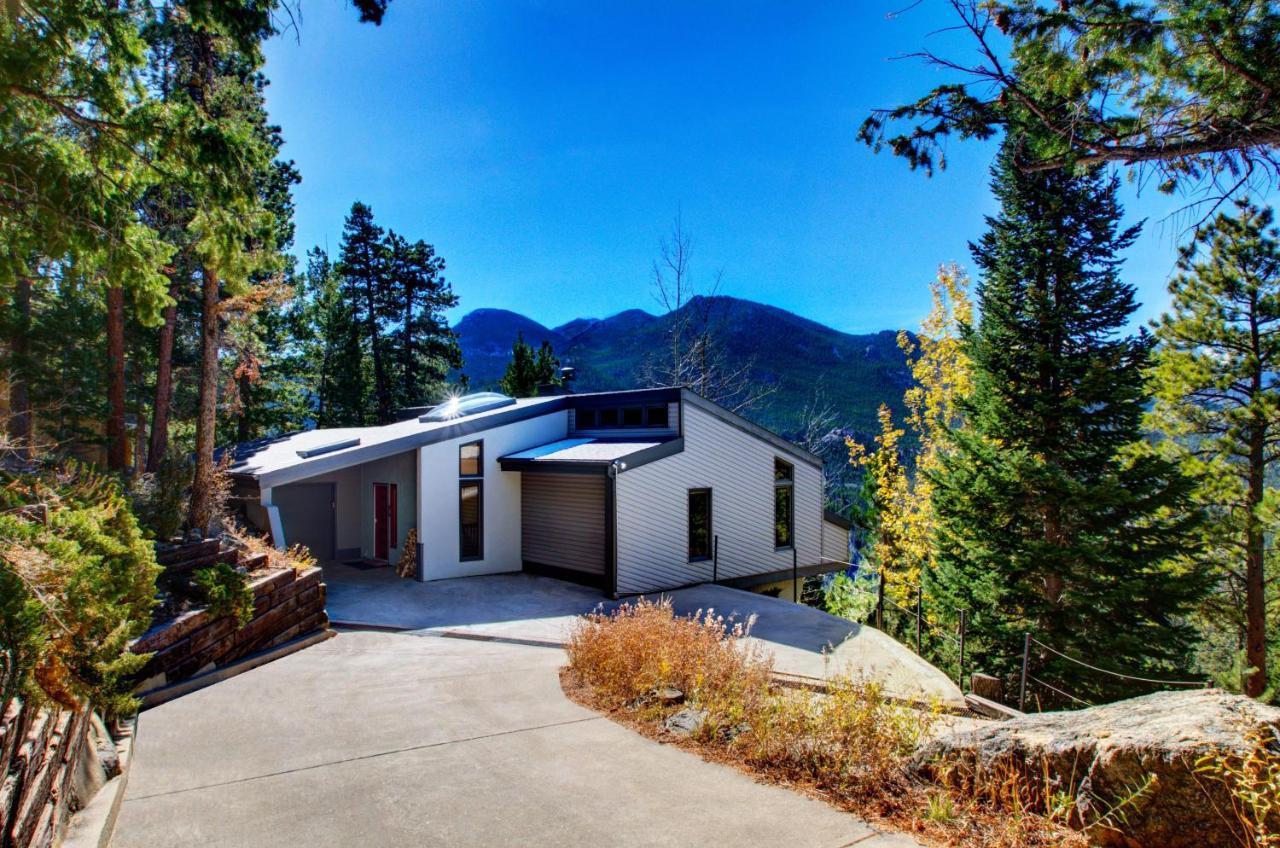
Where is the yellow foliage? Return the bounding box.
[848,264,973,607]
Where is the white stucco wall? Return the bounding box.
[417,410,569,580]
[614,402,822,595]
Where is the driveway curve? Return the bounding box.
[113,629,920,847]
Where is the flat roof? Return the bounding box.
[500,437,672,464]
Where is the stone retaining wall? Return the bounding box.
[133,565,328,693]
[0,701,96,848]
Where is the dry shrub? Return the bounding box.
[225,524,316,573]
[564,597,1086,848]
[741,675,934,804]
[1195,732,1280,847]
[565,598,772,730]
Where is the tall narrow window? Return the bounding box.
[459,440,483,559]
[688,488,712,562]
[460,481,482,560]
[774,458,794,549]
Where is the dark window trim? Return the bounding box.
[774,458,794,550]
[459,479,483,561]
[688,487,712,563]
[459,439,483,478]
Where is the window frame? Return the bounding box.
[459,479,483,561]
[774,458,794,550]
[687,487,712,563]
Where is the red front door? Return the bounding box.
[373,483,397,561]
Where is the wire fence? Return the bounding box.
[817,556,1209,712]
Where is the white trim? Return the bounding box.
[260,486,287,551]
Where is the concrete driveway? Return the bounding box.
[113,630,919,847]
[321,563,964,707]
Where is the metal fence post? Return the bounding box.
[875,570,885,630]
[915,587,923,654]
[712,535,718,584]
[1019,632,1031,712]
[957,609,967,690]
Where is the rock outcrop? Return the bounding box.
[913,688,1280,847]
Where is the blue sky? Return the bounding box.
[262,0,1256,335]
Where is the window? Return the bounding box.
[459,440,482,477]
[572,402,674,430]
[459,441,483,559]
[460,481,483,559]
[774,458,794,549]
[688,488,712,561]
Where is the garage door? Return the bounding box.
[521,474,606,582]
[274,483,335,561]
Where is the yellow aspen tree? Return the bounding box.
[849,264,973,606]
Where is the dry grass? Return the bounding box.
[224,524,316,573]
[563,598,1085,848]
[565,598,773,734]
[1195,732,1280,848]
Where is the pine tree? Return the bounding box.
[384,232,461,409]
[338,202,392,424]
[928,138,1207,704]
[500,333,561,398]
[304,249,368,427]
[1148,200,1280,698]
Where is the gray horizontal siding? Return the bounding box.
[521,473,606,575]
[615,403,822,594]
[821,519,851,566]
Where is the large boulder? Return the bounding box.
[912,688,1280,848]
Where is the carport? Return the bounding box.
[498,436,680,592]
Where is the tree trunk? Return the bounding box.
[146,281,179,472]
[1244,421,1268,697]
[401,289,414,406]
[236,370,251,444]
[366,283,388,424]
[105,285,128,471]
[8,275,32,460]
[187,266,221,534]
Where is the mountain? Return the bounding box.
[453,309,568,389]
[452,296,911,442]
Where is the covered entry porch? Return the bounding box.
[255,448,418,569]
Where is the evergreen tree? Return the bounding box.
[928,138,1207,705]
[384,232,461,409]
[500,333,561,398]
[1148,200,1280,698]
[303,249,369,427]
[337,202,392,424]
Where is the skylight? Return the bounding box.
[296,437,360,458]
[420,392,517,422]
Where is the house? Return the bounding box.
[228,387,851,598]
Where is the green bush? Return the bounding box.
[129,446,193,540]
[0,464,160,718]
[193,563,254,627]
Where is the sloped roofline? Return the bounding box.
[230,385,821,488]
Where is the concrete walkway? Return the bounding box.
[113,630,921,847]
[322,563,964,708]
